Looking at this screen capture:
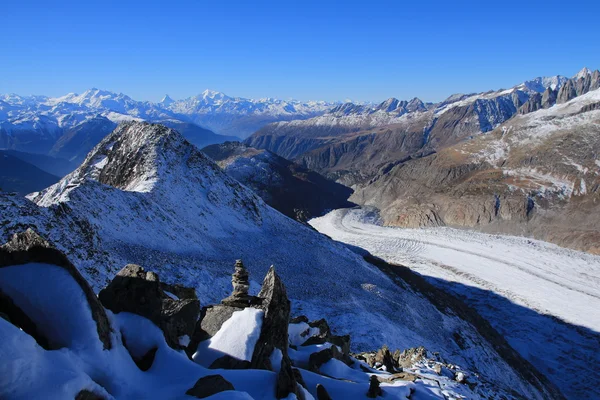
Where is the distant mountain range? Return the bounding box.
[246,67,600,253]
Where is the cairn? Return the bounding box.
[221,259,261,307]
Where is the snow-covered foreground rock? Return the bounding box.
[0,231,488,399]
[0,122,561,398]
[310,208,600,399]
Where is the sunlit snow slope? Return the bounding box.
[310,208,600,399]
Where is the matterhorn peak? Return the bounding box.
[160,94,175,106]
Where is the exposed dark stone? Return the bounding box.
[308,346,343,372]
[316,384,332,400]
[293,368,307,389]
[75,389,105,400]
[98,264,199,350]
[0,230,112,350]
[308,318,330,338]
[367,375,383,398]
[251,266,298,398]
[209,355,251,370]
[290,315,309,324]
[185,375,235,399]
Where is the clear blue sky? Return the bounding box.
[2,0,599,103]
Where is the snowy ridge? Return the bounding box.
[0,88,333,141]
[0,121,556,398]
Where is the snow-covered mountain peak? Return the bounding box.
[159,94,175,106]
[521,75,567,92]
[75,121,221,193]
[199,89,229,103]
[574,67,591,80]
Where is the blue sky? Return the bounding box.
[2,0,599,103]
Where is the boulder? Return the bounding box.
[0,229,112,350]
[98,264,199,350]
[308,345,343,372]
[185,375,235,398]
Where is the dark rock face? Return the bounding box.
[557,80,578,104]
[185,375,235,399]
[251,266,298,398]
[316,384,332,400]
[520,93,542,114]
[0,229,112,350]
[98,264,199,350]
[541,87,557,108]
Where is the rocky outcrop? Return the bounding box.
[0,229,113,350]
[98,264,200,350]
[541,87,557,108]
[185,375,235,399]
[251,266,298,399]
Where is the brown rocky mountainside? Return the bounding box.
[351,87,600,254]
[246,69,599,189]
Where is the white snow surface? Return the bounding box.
[310,208,600,399]
[206,308,264,362]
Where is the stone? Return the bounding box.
[209,355,251,370]
[308,346,343,372]
[98,264,199,350]
[366,375,383,398]
[185,375,235,398]
[316,384,332,400]
[0,230,113,350]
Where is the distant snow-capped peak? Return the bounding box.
[574,67,592,80]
